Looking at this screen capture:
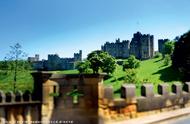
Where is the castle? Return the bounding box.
[158,39,169,54]
[28,50,82,70]
[101,32,154,60]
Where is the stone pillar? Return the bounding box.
[183,82,190,93]
[98,83,104,99]
[31,71,52,101]
[158,83,169,96]
[0,90,5,103]
[7,109,16,124]
[31,72,54,123]
[172,83,182,96]
[24,106,32,124]
[16,107,24,124]
[141,84,154,97]
[0,108,6,124]
[121,84,136,103]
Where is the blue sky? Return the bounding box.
[0,0,190,60]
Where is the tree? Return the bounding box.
[87,50,116,74]
[75,60,91,74]
[5,43,28,92]
[101,55,116,75]
[124,69,137,83]
[163,41,175,56]
[172,30,190,81]
[154,52,162,58]
[123,55,140,71]
[164,54,171,66]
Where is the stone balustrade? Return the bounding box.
[99,82,190,120]
[0,90,33,104]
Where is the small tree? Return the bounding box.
[125,69,137,83]
[101,55,116,75]
[75,60,91,74]
[87,50,116,74]
[123,55,140,71]
[5,43,27,92]
[154,52,162,58]
[163,41,175,56]
[164,54,171,66]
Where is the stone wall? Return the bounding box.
[32,72,106,124]
[99,82,190,121]
[0,90,41,124]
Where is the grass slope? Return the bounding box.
[0,57,182,95]
[104,57,183,97]
[0,70,33,92]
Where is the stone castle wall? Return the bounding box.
[102,32,154,60]
[99,82,190,121]
[0,72,106,124]
[1,72,190,123]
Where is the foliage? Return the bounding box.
[87,50,116,74]
[3,43,30,92]
[124,69,137,83]
[164,54,171,66]
[154,52,162,58]
[101,55,117,75]
[104,56,182,97]
[75,60,91,74]
[123,55,140,71]
[172,30,190,81]
[49,92,60,97]
[163,41,175,55]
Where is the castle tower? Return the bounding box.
[130,32,154,60]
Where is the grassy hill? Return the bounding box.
[0,70,34,92]
[104,57,183,97]
[0,57,183,94]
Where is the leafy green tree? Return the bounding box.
[154,52,162,58]
[163,41,175,56]
[87,50,116,74]
[75,60,91,74]
[101,55,116,75]
[164,54,171,66]
[172,30,190,81]
[123,55,140,71]
[5,43,29,92]
[124,69,137,83]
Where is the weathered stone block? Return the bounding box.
[110,98,126,108]
[121,84,135,100]
[172,83,182,96]
[141,84,154,97]
[103,86,113,100]
[183,82,190,93]
[0,90,5,103]
[158,83,169,96]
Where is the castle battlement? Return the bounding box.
[99,82,190,120]
[101,32,154,60]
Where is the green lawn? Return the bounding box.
[104,57,183,97]
[51,69,79,74]
[0,57,183,95]
[0,70,34,92]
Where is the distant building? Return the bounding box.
[29,50,82,71]
[158,39,169,54]
[101,32,154,60]
[101,38,130,58]
[130,32,154,59]
[28,54,39,62]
